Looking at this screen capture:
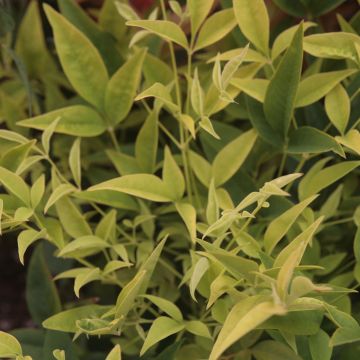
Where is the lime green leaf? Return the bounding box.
[115,2,139,21]
[138,236,167,293]
[189,151,212,187]
[74,268,101,298]
[191,68,204,116]
[140,317,185,356]
[175,202,197,243]
[299,161,360,200]
[288,126,345,156]
[0,331,22,358]
[17,228,46,265]
[44,5,108,109]
[185,320,211,339]
[0,166,30,205]
[126,20,188,48]
[88,174,173,202]
[135,111,158,174]
[209,299,286,360]
[178,114,196,138]
[105,49,146,125]
[212,129,257,186]
[0,129,28,144]
[190,257,210,301]
[43,305,110,333]
[325,83,351,135]
[105,345,122,360]
[233,0,269,55]
[194,9,236,51]
[58,236,109,258]
[95,210,116,242]
[206,179,219,225]
[295,69,355,108]
[135,83,179,112]
[188,0,214,36]
[231,78,268,102]
[304,32,360,63]
[143,295,183,321]
[45,184,76,213]
[163,147,185,200]
[42,116,61,155]
[69,138,81,188]
[115,270,146,318]
[18,106,106,137]
[53,349,66,360]
[264,194,318,254]
[336,129,360,155]
[252,340,302,360]
[0,140,35,172]
[30,174,45,209]
[272,22,317,60]
[74,190,138,211]
[107,150,141,175]
[103,260,132,275]
[200,116,220,139]
[274,216,324,268]
[318,184,343,220]
[264,23,303,140]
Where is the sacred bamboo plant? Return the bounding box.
[0,0,360,359]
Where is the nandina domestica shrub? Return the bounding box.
[0,0,360,359]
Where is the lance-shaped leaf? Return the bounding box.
[74,268,101,298]
[126,20,188,48]
[325,83,351,135]
[299,161,360,200]
[0,166,30,205]
[44,5,108,110]
[0,140,35,172]
[188,0,214,36]
[274,216,324,268]
[194,9,236,51]
[263,23,303,141]
[209,297,286,360]
[142,295,183,321]
[88,174,173,202]
[45,184,77,213]
[140,317,185,355]
[135,111,158,173]
[304,32,360,63]
[175,202,197,243]
[264,194,318,254]
[190,257,210,301]
[106,345,122,360]
[69,138,81,188]
[233,0,270,55]
[295,69,355,108]
[105,49,147,125]
[336,130,360,156]
[17,228,46,265]
[58,236,109,258]
[212,129,257,186]
[163,147,185,200]
[231,78,268,102]
[18,106,106,137]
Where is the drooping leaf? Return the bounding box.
[17,228,46,265]
[0,331,22,358]
[190,257,210,301]
[0,166,30,205]
[69,138,81,188]
[175,202,197,243]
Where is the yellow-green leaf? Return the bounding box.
[188,0,214,36]
[325,83,351,135]
[142,295,183,322]
[105,345,122,360]
[194,9,236,51]
[175,202,197,243]
[0,331,23,358]
[212,129,257,186]
[0,166,30,205]
[163,147,185,200]
[105,49,146,125]
[17,228,46,265]
[126,20,188,48]
[69,138,81,188]
[233,0,269,55]
[44,5,108,109]
[336,130,360,156]
[140,317,185,356]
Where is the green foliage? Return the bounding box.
[0,0,360,359]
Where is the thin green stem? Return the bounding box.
[108,127,120,151]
